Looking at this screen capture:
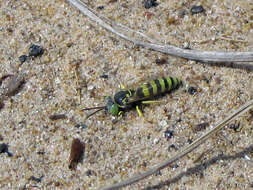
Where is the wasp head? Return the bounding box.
[105,96,119,116]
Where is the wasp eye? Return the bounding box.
[109,104,119,116]
[105,96,119,116]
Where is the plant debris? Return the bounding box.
[49,114,67,121]
[69,138,85,170]
[0,73,25,98]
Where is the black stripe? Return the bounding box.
[146,82,153,97]
[136,87,145,98]
[163,77,169,91]
[170,77,175,90]
[154,79,162,95]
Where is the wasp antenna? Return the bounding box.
[86,108,104,119]
[82,106,105,111]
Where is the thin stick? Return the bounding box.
[86,108,104,119]
[82,106,106,111]
[98,98,253,190]
[66,0,253,62]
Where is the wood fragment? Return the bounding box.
[69,138,85,170]
[49,114,67,121]
[0,73,25,101]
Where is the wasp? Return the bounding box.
[83,76,182,119]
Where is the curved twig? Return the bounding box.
[66,0,253,62]
[98,98,253,190]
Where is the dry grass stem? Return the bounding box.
[99,98,253,190]
[66,0,253,63]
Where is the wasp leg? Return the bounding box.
[118,110,124,117]
[141,100,163,104]
[136,105,152,123]
[119,82,127,90]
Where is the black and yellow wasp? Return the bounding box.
[83,76,182,119]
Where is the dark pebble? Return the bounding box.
[29,44,44,57]
[188,86,197,95]
[0,143,12,157]
[28,175,43,183]
[19,55,28,63]
[155,170,162,176]
[171,164,179,169]
[100,74,109,79]
[229,122,240,132]
[144,0,158,9]
[164,130,174,140]
[0,143,8,153]
[97,5,105,10]
[168,144,178,151]
[194,122,209,132]
[190,5,205,15]
[74,123,88,129]
[86,169,93,177]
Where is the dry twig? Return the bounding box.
[99,98,253,190]
[66,0,253,62]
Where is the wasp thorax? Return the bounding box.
[105,96,119,116]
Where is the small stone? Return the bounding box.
[74,123,88,129]
[0,143,8,153]
[28,175,43,183]
[144,0,158,9]
[164,130,174,140]
[190,5,205,15]
[0,143,12,157]
[188,86,197,95]
[97,5,105,10]
[29,44,44,57]
[19,55,28,63]
[100,74,109,79]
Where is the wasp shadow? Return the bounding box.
[142,144,253,190]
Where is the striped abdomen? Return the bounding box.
[134,77,181,100]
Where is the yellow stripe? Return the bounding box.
[158,78,165,92]
[142,84,150,97]
[166,77,173,90]
[150,80,157,95]
[173,77,179,87]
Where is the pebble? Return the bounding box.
[29,44,44,57]
[18,55,28,63]
[0,143,12,157]
[188,86,197,95]
[190,5,205,15]
[144,0,158,9]
[164,129,174,140]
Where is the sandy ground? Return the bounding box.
[0,0,253,189]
